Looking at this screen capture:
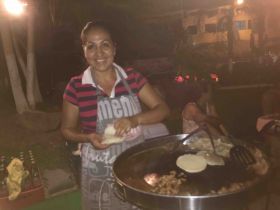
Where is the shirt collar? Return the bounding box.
[81,63,128,87]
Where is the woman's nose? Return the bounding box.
[96,46,104,56]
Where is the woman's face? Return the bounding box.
[83,28,116,72]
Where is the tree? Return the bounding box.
[0,2,42,113]
[0,18,29,114]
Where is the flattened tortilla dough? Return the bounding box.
[104,124,116,136]
[102,135,124,144]
[176,154,207,173]
[102,124,125,145]
[196,151,225,166]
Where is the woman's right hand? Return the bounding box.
[88,133,109,150]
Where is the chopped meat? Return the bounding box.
[150,171,187,195]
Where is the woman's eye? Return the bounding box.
[102,42,112,49]
[85,44,96,51]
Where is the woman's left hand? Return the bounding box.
[114,116,138,136]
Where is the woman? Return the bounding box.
[61,21,170,210]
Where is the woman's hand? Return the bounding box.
[88,133,110,150]
[61,100,109,150]
[114,116,138,136]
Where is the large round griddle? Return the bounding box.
[113,134,269,210]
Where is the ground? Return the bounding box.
[0,102,64,167]
[0,100,79,200]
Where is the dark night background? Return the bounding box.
[31,0,233,96]
[2,0,279,99]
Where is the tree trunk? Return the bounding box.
[12,12,42,104]
[12,31,27,78]
[0,19,29,114]
[26,7,37,109]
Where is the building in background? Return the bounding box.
[182,3,256,58]
[137,0,280,60]
[265,0,280,51]
[183,0,280,58]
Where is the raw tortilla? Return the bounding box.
[196,151,225,166]
[102,124,125,145]
[176,154,207,173]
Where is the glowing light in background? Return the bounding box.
[3,0,27,16]
[210,73,219,82]
[175,75,184,83]
[236,0,244,5]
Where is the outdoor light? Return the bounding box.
[3,0,27,16]
[236,0,244,5]
[175,75,184,83]
[210,73,219,82]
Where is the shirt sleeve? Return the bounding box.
[63,78,78,105]
[134,70,147,91]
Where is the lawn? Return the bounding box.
[23,190,81,210]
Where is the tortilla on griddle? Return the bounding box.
[176,154,207,173]
[196,151,225,166]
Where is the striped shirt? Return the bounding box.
[63,63,147,133]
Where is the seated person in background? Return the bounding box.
[182,85,228,136]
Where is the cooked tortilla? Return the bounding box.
[196,151,225,166]
[189,137,233,158]
[176,154,207,173]
[102,124,125,145]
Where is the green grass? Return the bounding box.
[23,191,81,210]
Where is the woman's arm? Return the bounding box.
[114,83,170,136]
[134,83,170,125]
[61,99,108,149]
